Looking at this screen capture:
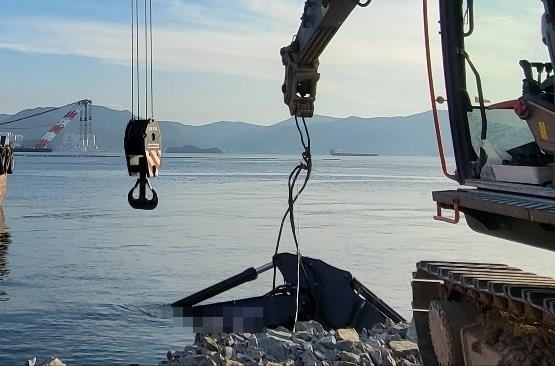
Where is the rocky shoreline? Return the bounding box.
[161,319,421,366]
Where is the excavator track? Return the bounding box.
[412,261,555,366]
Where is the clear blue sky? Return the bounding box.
[0,1,545,125]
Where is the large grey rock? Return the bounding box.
[300,350,319,366]
[181,354,217,366]
[314,350,328,361]
[243,346,264,361]
[388,340,419,359]
[371,323,386,334]
[224,361,243,366]
[293,331,312,342]
[364,343,383,366]
[223,334,236,347]
[359,353,376,366]
[362,359,376,366]
[295,338,313,352]
[234,352,250,364]
[336,340,362,354]
[263,353,280,363]
[275,326,292,334]
[230,333,248,344]
[207,351,224,364]
[340,351,361,364]
[202,336,220,352]
[366,338,385,349]
[247,334,259,348]
[289,343,306,359]
[266,328,293,340]
[403,355,421,365]
[383,353,397,366]
[257,335,294,362]
[295,320,325,335]
[376,333,402,343]
[401,360,420,366]
[381,349,397,366]
[388,323,409,338]
[316,335,337,349]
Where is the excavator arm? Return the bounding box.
[281,0,361,117]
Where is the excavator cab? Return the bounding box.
[432,0,555,250]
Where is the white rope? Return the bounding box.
[293,176,301,332]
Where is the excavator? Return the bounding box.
[171,1,555,365]
[281,0,555,365]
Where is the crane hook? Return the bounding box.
[124,118,162,210]
[128,175,158,210]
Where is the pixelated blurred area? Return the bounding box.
[174,306,265,333]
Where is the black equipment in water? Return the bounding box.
[172,253,405,333]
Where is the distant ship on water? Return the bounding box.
[12,147,52,153]
[329,149,378,157]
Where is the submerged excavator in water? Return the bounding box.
[172,1,555,365]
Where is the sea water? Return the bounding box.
[1,154,554,365]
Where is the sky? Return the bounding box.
[0,1,547,125]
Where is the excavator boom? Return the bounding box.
[281,0,357,117]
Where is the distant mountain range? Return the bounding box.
[0,104,454,155]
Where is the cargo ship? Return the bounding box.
[329,148,377,157]
[166,145,223,154]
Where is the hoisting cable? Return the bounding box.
[272,116,312,298]
[144,0,149,119]
[294,169,302,330]
[136,0,140,119]
[131,0,134,120]
[149,0,154,119]
[125,0,162,210]
[0,102,78,127]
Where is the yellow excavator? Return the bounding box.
[170,1,555,365]
[280,0,555,365]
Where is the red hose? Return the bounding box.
[423,0,457,181]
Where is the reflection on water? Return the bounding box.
[0,208,11,301]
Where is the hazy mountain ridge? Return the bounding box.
[0,105,452,155]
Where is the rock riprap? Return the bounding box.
[161,319,421,366]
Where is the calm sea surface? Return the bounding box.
[1,154,555,365]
